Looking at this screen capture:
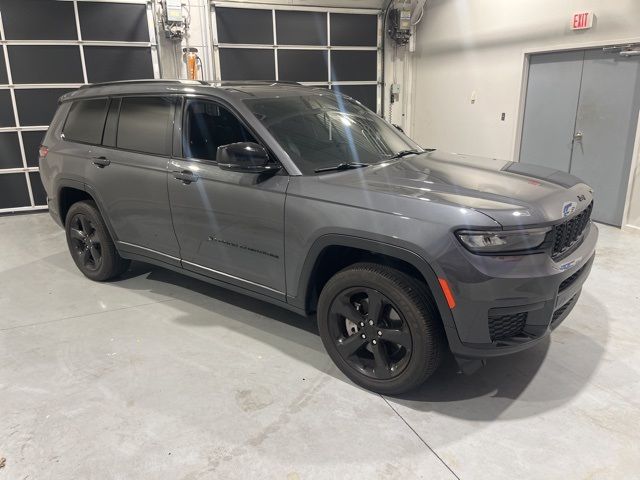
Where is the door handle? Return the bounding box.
[92,156,110,167]
[573,131,583,142]
[173,170,199,184]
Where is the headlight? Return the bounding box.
[456,227,551,254]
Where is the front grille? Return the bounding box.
[488,312,527,341]
[552,295,577,322]
[558,264,586,292]
[551,201,593,258]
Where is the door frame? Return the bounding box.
[512,37,640,228]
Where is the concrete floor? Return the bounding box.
[1,213,639,480]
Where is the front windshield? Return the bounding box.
[243,94,422,174]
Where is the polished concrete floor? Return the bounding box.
[1,213,639,479]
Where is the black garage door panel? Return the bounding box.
[0,132,23,169]
[0,52,7,84]
[0,173,31,209]
[330,50,377,81]
[78,2,150,42]
[8,45,84,84]
[14,89,73,126]
[0,90,15,127]
[332,84,377,112]
[84,46,154,83]
[21,131,45,168]
[276,11,327,46]
[216,8,273,45]
[278,50,328,82]
[29,171,47,205]
[330,14,377,47]
[0,0,77,40]
[219,49,275,80]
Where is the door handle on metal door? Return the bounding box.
[573,131,583,141]
[173,170,199,184]
[92,156,110,167]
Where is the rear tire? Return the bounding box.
[317,262,444,395]
[65,200,130,281]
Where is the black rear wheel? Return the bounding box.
[65,201,130,281]
[318,263,444,394]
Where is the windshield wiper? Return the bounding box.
[389,148,435,159]
[314,162,370,173]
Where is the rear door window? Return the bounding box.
[116,96,175,156]
[63,98,109,145]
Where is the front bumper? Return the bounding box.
[440,222,598,359]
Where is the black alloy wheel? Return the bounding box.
[69,213,103,272]
[328,287,412,380]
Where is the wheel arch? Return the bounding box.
[292,234,456,332]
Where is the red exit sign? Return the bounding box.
[571,11,594,30]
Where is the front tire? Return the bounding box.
[65,200,130,281]
[317,263,444,395]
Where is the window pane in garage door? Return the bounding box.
[0,133,23,169]
[0,0,77,40]
[0,90,16,127]
[278,50,328,82]
[0,52,7,84]
[330,13,377,47]
[219,49,275,80]
[21,131,44,168]
[0,173,30,209]
[83,46,154,83]
[14,89,73,126]
[8,46,83,84]
[29,171,47,206]
[276,11,327,46]
[332,84,377,112]
[330,50,377,82]
[78,2,150,42]
[216,8,273,45]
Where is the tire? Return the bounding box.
[317,262,444,395]
[64,200,130,281]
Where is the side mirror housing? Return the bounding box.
[217,142,280,173]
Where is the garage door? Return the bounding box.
[211,2,381,113]
[0,0,159,214]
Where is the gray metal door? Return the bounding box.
[520,50,585,172]
[569,50,640,226]
[520,48,640,226]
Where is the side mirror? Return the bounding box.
[217,142,280,173]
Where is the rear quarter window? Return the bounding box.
[63,98,109,145]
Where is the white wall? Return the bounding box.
[408,0,640,227]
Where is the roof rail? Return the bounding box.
[78,79,210,89]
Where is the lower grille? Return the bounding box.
[488,312,527,341]
[552,295,577,322]
[559,265,586,292]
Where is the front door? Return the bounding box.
[168,98,288,299]
[520,48,640,226]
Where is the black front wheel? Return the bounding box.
[318,263,444,394]
[65,200,130,281]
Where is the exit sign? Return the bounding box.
[571,12,594,30]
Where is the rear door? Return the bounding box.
[82,95,181,264]
[168,97,288,299]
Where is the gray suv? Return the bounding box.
[39,80,597,394]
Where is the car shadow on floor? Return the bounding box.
[96,260,610,422]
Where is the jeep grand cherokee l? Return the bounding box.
[39,80,597,394]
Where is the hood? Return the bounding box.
[321,150,593,226]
